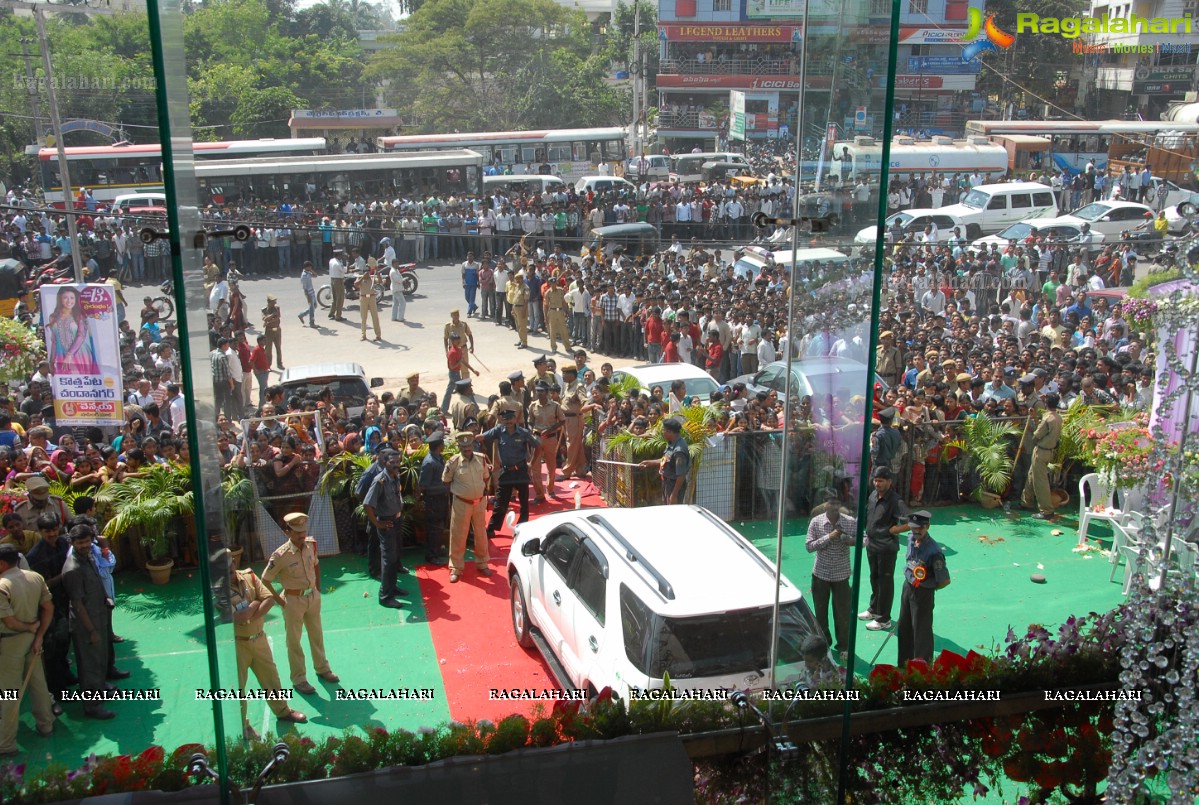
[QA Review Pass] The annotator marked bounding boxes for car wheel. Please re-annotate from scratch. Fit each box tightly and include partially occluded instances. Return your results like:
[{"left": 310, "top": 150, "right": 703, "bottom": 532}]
[{"left": 511, "top": 575, "right": 534, "bottom": 649}]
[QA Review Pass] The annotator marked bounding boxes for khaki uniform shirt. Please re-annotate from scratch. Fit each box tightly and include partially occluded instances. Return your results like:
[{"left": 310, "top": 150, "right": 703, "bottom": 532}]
[
  {"left": 441, "top": 452, "right": 489, "bottom": 500},
  {"left": 0, "top": 566, "right": 50, "bottom": 635},
  {"left": 398, "top": 384, "right": 429, "bottom": 407},
  {"left": 544, "top": 286, "right": 568, "bottom": 315},
  {"left": 509, "top": 283, "right": 529, "bottom": 308},
  {"left": 450, "top": 394, "right": 482, "bottom": 431},
  {"left": 359, "top": 273, "right": 377, "bottom": 298},
  {"left": 443, "top": 319, "right": 472, "bottom": 347},
  {"left": 230, "top": 569, "right": 271, "bottom": 637},
  {"left": 490, "top": 394, "right": 525, "bottom": 425},
  {"left": 876, "top": 345, "right": 902, "bottom": 379},
  {"left": 261, "top": 538, "right": 318, "bottom": 592},
  {"left": 1032, "top": 410, "right": 1062, "bottom": 451},
  {"left": 529, "top": 399, "right": 565, "bottom": 437}
]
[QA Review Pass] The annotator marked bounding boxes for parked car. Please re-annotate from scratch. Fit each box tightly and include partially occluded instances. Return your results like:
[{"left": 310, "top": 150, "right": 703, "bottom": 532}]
[
  {"left": 730, "top": 356, "right": 887, "bottom": 400},
  {"left": 507, "top": 505, "right": 823, "bottom": 698},
  {"left": 1161, "top": 192, "right": 1199, "bottom": 234},
  {"left": 610, "top": 363, "right": 720, "bottom": 404},
  {"left": 970, "top": 220, "right": 1108, "bottom": 252},
  {"left": 625, "top": 155, "right": 670, "bottom": 182},
  {"left": 854, "top": 209, "right": 971, "bottom": 250},
  {"left": 936, "top": 181, "right": 1058, "bottom": 234},
  {"left": 278, "top": 363, "right": 384, "bottom": 419},
  {"left": 1032, "top": 201, "right": 1154, "bottom": 238},
  {"left": 574, "top": 176, "right": 638, "bottom": 196},
  {"left": 584, "top": 223, "right": 660, "bottom": 259}
]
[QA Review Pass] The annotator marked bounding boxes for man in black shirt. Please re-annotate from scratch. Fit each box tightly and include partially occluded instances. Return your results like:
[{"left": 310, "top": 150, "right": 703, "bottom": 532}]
[{"left": 860, "top": 466, "right": 909, "bottom": 633}]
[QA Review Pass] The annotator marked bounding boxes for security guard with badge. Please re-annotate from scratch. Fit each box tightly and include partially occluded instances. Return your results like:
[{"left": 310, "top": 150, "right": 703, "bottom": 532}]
[
  {"left": 1021, "top": 392, "right": 1063, "bottom": 521},
  {"left": 543, "top": 278, "right": 572, "bottom": 354},
  {"left": 0, "top": 544, "right": 55, "bottom": 754},
  {"left": 509, "top": 271, "right": 530, "bottom": 348},
  {"left": 528, "top": 381, "right": 565, "bottom": 502},
  {"left": 559, "top": 366, "right": 596, "bottom": 479},
  {"left": 897, "top": 510, "right": 950, "bottom": 667},
  {"left": 260, "top": 513, "right": 338, "bottom": 695},
  {"left": 449, "top": 378, "right": 481, "bottom": 432},
  {"left": 227, "top": 551, "right": 306, "bottom": 740}
]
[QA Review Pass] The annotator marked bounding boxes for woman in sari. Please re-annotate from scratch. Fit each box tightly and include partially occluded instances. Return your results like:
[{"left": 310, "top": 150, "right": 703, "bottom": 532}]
[{"left": 45, "top": 286, "right": 100, "bottom": 376}]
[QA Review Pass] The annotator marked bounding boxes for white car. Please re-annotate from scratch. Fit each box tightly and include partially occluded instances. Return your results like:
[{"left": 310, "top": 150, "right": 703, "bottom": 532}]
[
  {"left": 1161, "top": 192, "right": 1198, "bottom": 234},
  {"left": 1044, "top": 201, "right": 1154, "bottom": 237},
  {"left": 970, "top": 220, "right": 1108, "bottom": 252},
  {"left": 854, "top": 209, "right": 971, "bottom": 250},
  {"left": 278, "top": 363, "right": 384, "bottom": 419},
  {"left": 507, "top": 505, "right": 822, "bottom": 699},
  {"left": 610, "top": 363, "right": 720, "bottom": 404}
]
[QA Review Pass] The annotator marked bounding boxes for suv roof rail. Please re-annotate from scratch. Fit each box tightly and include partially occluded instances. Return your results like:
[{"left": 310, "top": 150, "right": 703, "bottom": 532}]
[
  {"left": 693, "top": 508, "right": 778, "bottom": 579},
  {"left": 585, "top": 514, "right": 675, "bottom": 600}
]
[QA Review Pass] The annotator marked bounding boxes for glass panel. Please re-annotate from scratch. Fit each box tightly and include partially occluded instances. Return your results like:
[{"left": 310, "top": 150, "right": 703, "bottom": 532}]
[{"left": 145, "top": 0, "right": 243, "bottom": 782}]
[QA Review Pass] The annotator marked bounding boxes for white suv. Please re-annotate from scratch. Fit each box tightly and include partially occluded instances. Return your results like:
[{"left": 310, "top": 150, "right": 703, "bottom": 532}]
[{"left": 507, "top": 505, "right": 822, "bottom": 700}]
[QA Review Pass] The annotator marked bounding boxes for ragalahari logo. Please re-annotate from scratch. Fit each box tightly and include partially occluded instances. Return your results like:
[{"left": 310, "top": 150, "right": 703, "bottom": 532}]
[{"left": 961, "top": 7, "right": 1015, "bottom": 62}]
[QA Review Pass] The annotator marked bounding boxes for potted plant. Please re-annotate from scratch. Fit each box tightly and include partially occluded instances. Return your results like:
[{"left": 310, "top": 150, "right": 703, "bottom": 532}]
[
  {"left": 221, "top": 468, "right": 256, "bottom": 567},
  {"left": 947, "top": 411, "right": 1022, "bottom": 509},
  {"left": 97, "top": 465, "right": 194, "bottom": 584}
]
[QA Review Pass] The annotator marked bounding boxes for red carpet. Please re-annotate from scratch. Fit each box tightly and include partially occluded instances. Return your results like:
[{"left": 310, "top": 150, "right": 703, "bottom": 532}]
[{"left": 418, "top": 477, "right": 607, "bottom": 722}]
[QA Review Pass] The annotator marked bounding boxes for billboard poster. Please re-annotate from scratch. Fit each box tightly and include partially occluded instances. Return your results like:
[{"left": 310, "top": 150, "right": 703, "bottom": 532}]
[
  {"left": 39, "top": 284, "right": 124, "bottom": 427},
  {"left": 730, "top": 91, "right": 746, "bottom": 141}
]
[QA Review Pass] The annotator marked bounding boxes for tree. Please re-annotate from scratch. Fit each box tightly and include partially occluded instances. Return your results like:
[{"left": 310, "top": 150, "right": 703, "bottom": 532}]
[
  {"left": 368, "top": 0, "right": 624, "bottom": 131},
  {"left": 974, "top": 0, "right": 1090, "bottom": 113}
]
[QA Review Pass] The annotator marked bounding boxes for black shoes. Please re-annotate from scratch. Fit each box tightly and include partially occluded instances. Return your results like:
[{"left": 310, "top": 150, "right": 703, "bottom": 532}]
[
  {"left": 379, "top": 597, "right": 404, "bottom": 609},
  {"left": 107, "top": 669, "right": 131, "bottom": 680}
]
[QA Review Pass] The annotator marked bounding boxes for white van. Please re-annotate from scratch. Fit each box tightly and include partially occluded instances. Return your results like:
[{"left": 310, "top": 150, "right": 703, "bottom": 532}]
[
  {"left": 671, "top": 152, "right": 750, "bottom": 183},
  {"left": 625, "top": 155, "right": 670, "bottom": 182},
  {"left": 484, "top": 175, "right": 565, "bottom": 195},
  {"left": 733, "top": 245, "right": 850, "bottom": 281},
  {"left": 111, "top": 192, "right": 167, "bottom": 214},
  {"left": 937, "top": 181, "right": 1058, "bottom": 235},
  {"left": 574, "top": 176, "right": 638, "bottom": 195}
]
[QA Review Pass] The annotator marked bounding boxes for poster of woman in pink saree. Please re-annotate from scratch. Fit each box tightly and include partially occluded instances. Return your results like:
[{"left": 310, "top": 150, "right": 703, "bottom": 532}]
[{"left": 45, "top": 286, "right": 100, "bottom": 375}]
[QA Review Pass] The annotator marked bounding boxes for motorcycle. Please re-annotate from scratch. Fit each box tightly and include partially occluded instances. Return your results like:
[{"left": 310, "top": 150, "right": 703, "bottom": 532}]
[
  {"left": 151, "top": 279, "right": 175, "bottom": 321},
  {"left": 316, "top": 262, "right": 418, "bottom": 309}
]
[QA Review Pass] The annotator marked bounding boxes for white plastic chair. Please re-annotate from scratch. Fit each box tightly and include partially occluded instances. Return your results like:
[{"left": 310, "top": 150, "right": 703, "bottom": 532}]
[
  {"left": 1078, "top": 473, "right": 1124, "bottom": 546},
  {"left": 1168, "top": 537, "right": 1196, "bottom": 580},
  {"left": 1109, "top": 519, "right": 1137, "bottom": 582}
]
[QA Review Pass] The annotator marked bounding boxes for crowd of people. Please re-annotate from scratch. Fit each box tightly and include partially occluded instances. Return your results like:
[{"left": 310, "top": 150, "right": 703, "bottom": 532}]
[{"left": 0, "top": 157, "right": 1172, "bottom": 746}]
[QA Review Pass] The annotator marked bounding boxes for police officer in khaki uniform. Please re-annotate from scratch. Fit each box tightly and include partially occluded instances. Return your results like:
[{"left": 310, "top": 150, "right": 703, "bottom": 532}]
[
  {"left": 260, "top": 513, "right": 338, "bottom": 695},
  {"left": 559, "top": 366, "right": 592, "bottom": 479},
  {"left": 229, "top": 554, "right": 306, "bottom": 739},
  {"left": 398, "top": 372, "right": 429, "bottom": 411},
  {"left": 358, "top": 262, "right": 381, "bottom": 342},
  {"left": 543, "top": 279, "right": 572, "bottom": 354},
  {"left": 0, "top": 544, "right": 55, "bottom": 754},
  {"left": 875, "top": 331, "right": 902, "bottom": 389},
  {"left": 528, "top": 381, "right": 566, "bottom": 501},
  {"left": 531, "top": 354, "right": 555, "bottom": 387},
  {"left": 442, "top": 431, "right": 491, "bottom": 584},
  {"left": 449, "top": 378, "right": 481, "bottom": 432},
  {"left": 1021, "top": 392, "right": 1063, "bottom": 520},
  {"left": 509, "top": 271, "right": 530, "bottom": 348},
  {"left": 443, "top": 309, "right": 474, "bottom": 352}
]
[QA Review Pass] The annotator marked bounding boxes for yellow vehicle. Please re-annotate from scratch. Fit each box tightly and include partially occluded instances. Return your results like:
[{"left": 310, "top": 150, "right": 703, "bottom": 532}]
[
  {"left": 0, "top": 259, "right": 33, "bottom": 318},
  {"left": 582, "top": 223, "right": 660, "bottom": 260}
]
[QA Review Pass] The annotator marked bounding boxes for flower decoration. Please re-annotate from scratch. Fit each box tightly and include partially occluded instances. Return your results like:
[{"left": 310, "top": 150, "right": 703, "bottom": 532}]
[{"left": 0, "top": 317, "right": 44, "bottom": 384}]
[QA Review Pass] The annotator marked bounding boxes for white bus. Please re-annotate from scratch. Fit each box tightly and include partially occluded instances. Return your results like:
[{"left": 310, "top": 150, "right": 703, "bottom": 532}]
[
  {"left": 37, "top": 138, "right": 327, "bottom": 206},
  {"left": 376, "top": 127, "right": 625, "bottom": 184},
  {"left": 193, "top": 149, "right": 484, "bottom": 205},
  {"left": 829, "top": 136, "right": 1009, "bottom": 183}
]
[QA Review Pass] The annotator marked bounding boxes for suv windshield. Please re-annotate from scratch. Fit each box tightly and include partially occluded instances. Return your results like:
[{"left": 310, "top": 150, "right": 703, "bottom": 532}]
[
  {"left": 621, "top": 585, "right": 819, "bottom": 679},
  {"left": 961, "top": 189, "right": 990, "bottom": 209},
  {"left": 280, "top": 377, "right": 369, "bottom": 409}
]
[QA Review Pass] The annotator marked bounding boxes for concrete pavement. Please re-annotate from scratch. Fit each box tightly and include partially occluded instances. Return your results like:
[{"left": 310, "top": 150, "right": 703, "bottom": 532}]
[{"left": 190, "top": 259, "right": 638, "bottom": 403}]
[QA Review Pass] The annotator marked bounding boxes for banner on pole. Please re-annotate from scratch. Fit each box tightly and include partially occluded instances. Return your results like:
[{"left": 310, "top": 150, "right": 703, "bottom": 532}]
[
  {"left": 729, "top": 90, "right": 746, "bottom": 142},
  {"left": 39, "top": 284, "right": 124, "bottom": 427}
]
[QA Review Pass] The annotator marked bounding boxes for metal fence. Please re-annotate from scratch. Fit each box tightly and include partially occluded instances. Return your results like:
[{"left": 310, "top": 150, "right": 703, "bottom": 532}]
[{"left": 592, "top": 429, "right": 859, "bottom": 520}]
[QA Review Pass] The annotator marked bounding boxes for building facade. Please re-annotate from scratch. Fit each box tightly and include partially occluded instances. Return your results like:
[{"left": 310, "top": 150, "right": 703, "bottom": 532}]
[{"left": 655, "top": 0, "right": 984, "bottom": 151}]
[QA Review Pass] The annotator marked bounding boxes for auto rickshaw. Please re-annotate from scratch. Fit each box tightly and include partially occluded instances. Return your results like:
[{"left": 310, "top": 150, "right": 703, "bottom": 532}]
[{"left": 0, "top": 259, "right": 35, "bottom": 318}]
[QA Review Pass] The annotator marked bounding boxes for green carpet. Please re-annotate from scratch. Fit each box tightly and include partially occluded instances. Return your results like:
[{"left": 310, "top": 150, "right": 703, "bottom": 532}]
[
  {"left": 15, "top": 505, "right": 1127, "bottom": 802},
  {"left": 739, "top": 505, "right": 1124, "bottom": 675},
  {"left": 22, "top": 552, "right": 449, "bottom": 770}
]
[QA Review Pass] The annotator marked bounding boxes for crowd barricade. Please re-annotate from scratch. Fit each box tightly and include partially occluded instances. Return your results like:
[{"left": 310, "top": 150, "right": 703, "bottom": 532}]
[
  {"left": 591, "top": 427, "right": 862, "bottom": 520},
  {"left": 890, "top": 413, "right": 1033, "bottom": 508}
]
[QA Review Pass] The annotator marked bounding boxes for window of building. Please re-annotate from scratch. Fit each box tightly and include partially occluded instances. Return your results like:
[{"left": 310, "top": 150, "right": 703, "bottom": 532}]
[
  {"left": 870, "top": 0, "right": 888, "bottom": 14},
  {"left": 908, "top": 0, "right": 928, "bottom": 13},
  {"left": 713, "top": 0, "right": 732, "bottom": 10}
]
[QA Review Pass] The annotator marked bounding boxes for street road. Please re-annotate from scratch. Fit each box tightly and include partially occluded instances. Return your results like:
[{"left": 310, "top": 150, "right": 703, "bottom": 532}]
[{"left": 187, "top": 259, "right": 641, "bottom": 402}]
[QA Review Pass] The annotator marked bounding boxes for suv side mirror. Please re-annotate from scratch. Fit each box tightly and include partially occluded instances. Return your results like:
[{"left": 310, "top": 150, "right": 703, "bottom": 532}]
[
  {"left": 370, "top": 377, "right": 384, "bottom": 388},
  {"left": 521, "top": 538, "right": 542, "bottom": 557}
]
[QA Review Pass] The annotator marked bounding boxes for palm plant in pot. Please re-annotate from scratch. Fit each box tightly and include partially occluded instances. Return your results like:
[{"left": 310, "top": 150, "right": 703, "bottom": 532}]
[
  {"left": 947, "top": 412, "right": 1022, "bottom": 509},
  {"left": 97, "top": 465, "right": 194, "bottom": 584},
  {"left": 221, "top": 468, "right": 256, "bottom": 567}
]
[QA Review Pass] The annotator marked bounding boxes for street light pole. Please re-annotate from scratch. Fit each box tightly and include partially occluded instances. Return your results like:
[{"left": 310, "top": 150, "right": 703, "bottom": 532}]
[{"left": 35, "top": 6, "right": 84, "bottom": 283}]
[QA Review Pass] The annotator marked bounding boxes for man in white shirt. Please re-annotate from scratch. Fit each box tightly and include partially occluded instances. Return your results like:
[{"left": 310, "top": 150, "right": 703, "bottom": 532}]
[
  {"left": 209, "top": 276, "right": 230, "bottom": 320},
  {"left": 328, "top": 248, "right": 347, "bottom": 321},
  {"left": 493, "top": 260, "right": 510, "bottom": 325},
  {"left": 223, "top": 340, "right": 244, "bottom": 416},
  {"left": 920, "top": 287, "right": 947, "bottom": 316},
  {"left": 757, "top": 331, "right": 777, "bottom": 367},
  {"left": 738, "top": 318, "right": 762, "bottom": 375}
]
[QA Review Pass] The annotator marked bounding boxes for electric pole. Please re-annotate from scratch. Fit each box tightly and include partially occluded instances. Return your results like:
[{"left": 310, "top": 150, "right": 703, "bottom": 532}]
[
  {"left": 20, "top": 37, "right": 45, "bottom": 144},
  {"left": 631, "top": 4, "right": 641, "bottom": 160}
]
